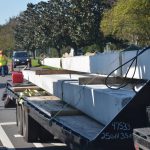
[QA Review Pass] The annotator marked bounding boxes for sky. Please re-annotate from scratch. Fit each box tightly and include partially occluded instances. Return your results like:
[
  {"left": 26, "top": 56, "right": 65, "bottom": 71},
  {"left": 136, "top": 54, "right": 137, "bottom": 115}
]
[{"left": 0, "top": 0, "right": 48, "bottom": 25}]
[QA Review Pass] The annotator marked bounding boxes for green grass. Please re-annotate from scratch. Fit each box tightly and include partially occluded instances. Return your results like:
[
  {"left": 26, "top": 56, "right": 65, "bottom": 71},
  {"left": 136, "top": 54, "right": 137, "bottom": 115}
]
[
  {"left": 31, "top": 58, "right": 40, "bottom": 67},
  {"left": 41, "top": 65, "right": 62, "bottom": 70}
]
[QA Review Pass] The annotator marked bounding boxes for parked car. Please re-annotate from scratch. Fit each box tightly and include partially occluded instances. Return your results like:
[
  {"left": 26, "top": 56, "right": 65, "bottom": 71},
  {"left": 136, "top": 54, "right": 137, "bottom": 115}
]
[{"left": 12, "top": 51, "right": 31, "bottom": 68}]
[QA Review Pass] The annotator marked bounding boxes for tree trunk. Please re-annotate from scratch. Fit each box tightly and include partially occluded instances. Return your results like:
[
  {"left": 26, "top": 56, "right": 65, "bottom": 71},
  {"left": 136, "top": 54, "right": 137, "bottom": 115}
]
[
  {"left": 72, "top": 43, "right": 78, "bottom": 56},
  {"left": 31, "top": 49, "right": 36, "bottom": 59},
  {"left": 56, "top": 48, "right": 61, "bottom": 58}
]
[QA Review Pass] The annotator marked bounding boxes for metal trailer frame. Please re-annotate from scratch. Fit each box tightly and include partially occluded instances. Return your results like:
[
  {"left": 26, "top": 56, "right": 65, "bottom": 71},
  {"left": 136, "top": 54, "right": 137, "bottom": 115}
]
[
  {"left": 2, "top": 80, "right": 35, "bottom": 108},
  {"left": 4, "top": 79, "right": 150, "bottom": 150},
  {"left": 133, "top": 127, "right": 150, "bottom": 150}
]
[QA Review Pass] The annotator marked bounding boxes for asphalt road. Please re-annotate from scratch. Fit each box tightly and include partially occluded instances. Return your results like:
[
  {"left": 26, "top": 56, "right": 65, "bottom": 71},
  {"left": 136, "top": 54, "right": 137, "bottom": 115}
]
[{"left": 0, "top": 69, "right": 70, "bottom": 150}]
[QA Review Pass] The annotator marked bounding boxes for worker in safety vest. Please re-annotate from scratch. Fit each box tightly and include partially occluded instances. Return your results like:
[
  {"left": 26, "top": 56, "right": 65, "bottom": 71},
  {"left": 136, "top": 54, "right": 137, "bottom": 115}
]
[{"left": 0, "top": 50, "right": 8, "bottom": 77}]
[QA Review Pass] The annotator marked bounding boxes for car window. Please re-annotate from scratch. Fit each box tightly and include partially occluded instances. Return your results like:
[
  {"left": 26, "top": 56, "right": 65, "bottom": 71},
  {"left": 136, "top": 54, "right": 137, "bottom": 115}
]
[{"left": 13, "top": 52, "right": 28, "bottom": 57}]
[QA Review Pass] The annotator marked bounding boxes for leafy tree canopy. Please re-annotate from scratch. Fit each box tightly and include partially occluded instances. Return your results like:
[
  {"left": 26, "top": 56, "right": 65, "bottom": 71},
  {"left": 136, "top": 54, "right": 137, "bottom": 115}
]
[
  {"left": 0, "top": 18, "right": 16, "bottom": 52},
  {"left": 101, "top": 0, "right": 150, "bottom": 46},
  {"left": 15, "top": 0, "right": 110, "bottom": 57}
]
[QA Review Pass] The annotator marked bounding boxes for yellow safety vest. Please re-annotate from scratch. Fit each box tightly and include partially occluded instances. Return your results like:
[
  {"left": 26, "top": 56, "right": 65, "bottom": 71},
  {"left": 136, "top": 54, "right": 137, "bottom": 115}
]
[{"left": 0, "top": 55, "right": 7, "bottom": 66}]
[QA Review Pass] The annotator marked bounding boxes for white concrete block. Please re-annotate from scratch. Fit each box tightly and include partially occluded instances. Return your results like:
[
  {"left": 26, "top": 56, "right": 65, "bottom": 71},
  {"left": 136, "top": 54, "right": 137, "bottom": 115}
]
[
  {"left": 55, "top": 81, "right": 135, "bottom": 125},
  {"left": 42, "top": 52, "right": 121, "bottom": 75},
  {"left": 22, "top": 70, "right": 135, "bottom": 125},
  {"left": 90, "top": 52, "right": 120, "bottom": 75},
  {"left": 42, "top": 58, "right": 61, "bottom": 68},
  {"left": 122, "top": 49, "right": 150, "bottom": 79},
  {"left": 22, "top": 70, "right": 86, "bottom": 95},
  {"left": 62, "top": 56, "right": 91, "bottom": 73},
  {"left": 41, "top": 48, "right": 150, "bottom": 80}
]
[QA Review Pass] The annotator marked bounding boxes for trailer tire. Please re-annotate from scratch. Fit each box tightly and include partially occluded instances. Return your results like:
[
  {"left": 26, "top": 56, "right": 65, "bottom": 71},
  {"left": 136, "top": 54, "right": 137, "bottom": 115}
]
[
  {"left": 4, "top": 96, "right": 15, "bottom": 108},
  {"left": 1, "top": 89, "right": 7, "bottom": 101},
  {"left": 16, "top": 103, "right": 19, "bottom": 126},
  {"left": 23, "top": 107, "right": 39, "bottom": 142},
  {"left": 16, "top": 104, "right": 23, "bottom": 135}
]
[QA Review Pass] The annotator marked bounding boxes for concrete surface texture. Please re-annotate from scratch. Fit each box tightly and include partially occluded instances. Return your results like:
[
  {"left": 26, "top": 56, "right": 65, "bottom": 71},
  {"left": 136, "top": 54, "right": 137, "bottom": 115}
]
[
  {"left": 55, "top": 80, "right": 135, "bottom": 125},
  {"left": 62, "top": 56, "right": 91, "bottom": 73},
  {"left": 42, "top": 52, "right": 120, "bottom": 76},
  {"left": 122, "top": 49, "right": 150, "bottom": 79}
]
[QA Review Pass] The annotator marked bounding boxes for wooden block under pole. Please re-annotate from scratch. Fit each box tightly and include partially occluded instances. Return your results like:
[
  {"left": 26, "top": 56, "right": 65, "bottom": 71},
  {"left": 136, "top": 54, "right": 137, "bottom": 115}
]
[
  {"left": 25, "top": 95, "right": 60, "bottom": 101},
  {"left": 7, "top": 80, "right": 34, "bottom": 87},
  {"left": 11, "top": 86, "right": 41, "bottom": 92},
  {"left": 25, "top": 96, "right": 82, "bottom": 116},
  {"left": 79, "top": 76, "right": 147, "bottom": 85},
  {"left": 35, "top": 69, "right": 88, "bottom": 75},
  {"left": 79, "top": 76, "right": 106, "bottom": 85}
]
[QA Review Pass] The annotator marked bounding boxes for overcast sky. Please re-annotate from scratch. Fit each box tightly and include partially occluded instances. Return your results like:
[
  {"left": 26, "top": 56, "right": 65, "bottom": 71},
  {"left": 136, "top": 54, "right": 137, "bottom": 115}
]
[{"left": 0, "top": 0, "right": 48, "bottom": 25}]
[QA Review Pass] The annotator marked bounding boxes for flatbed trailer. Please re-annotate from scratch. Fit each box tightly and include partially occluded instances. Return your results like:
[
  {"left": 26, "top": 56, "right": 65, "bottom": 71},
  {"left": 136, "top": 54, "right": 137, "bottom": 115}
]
[{"left": 4, "top": 76, "right": 150, "bottom": 150}]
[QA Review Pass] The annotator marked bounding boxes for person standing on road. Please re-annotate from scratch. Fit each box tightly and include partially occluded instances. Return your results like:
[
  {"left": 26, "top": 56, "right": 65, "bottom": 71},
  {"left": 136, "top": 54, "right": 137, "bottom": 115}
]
[{"left": 0, "top": 50, "right": 8, "bottom": 77}]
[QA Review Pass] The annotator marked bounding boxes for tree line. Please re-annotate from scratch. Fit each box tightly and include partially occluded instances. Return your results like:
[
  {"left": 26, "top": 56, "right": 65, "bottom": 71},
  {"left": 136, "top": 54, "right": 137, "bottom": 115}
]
[{"left": 0, "top": 0, "right": 149, "bottom": 57}]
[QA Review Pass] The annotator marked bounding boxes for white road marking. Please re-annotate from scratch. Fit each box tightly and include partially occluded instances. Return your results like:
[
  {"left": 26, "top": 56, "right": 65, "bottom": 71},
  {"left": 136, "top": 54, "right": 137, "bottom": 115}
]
[
  {"left": 33, "top": 143, "right": 44, "bottom": 148},
  {"left": 51, "top": 143, "right": 66, "bottom": 146},
  {"left": 14, "top": 134, "right": 23, "bottom": 138},
  {"left": 0, "top": 125, "right": 15, "bottom": 149},
  {"left": 0, "top": 122, "right": 64, "bottom": 149},
  {"left": 0, "top": 122, "right": 16, "bottom": 126}
]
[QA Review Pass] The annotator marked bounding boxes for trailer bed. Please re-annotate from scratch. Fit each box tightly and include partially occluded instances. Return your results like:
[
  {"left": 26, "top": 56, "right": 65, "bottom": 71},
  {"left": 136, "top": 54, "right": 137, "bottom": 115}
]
[
  {"left": 56, "top": 116, "right": 104, "bottom": 140},
  {"left": 5, "top": 77, "right": 150, "bottom": 150},
  {"left": 24, "top": 95, "right": 104, "bottom": 141}
]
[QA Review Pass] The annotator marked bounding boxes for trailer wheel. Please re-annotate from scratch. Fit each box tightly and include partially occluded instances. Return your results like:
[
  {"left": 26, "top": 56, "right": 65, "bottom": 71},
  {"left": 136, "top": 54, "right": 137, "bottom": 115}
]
[
  {"left": 16, "top": 101, "right": 21, "bottom": 127},
  {"left": 4, "top": 96, "right": 15, "bottom": 108},
  {"left": 17, "top": 104, "right": 23, "bottom": 135},
  {"left": 1, "top": 89, "right": 7, "bottom": 101},
  {"left": 16, "top": 103, "right": 19, "bottom": 126},
  {"left": 23, "top": 107, "right": 39, "bottom": 142}
]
